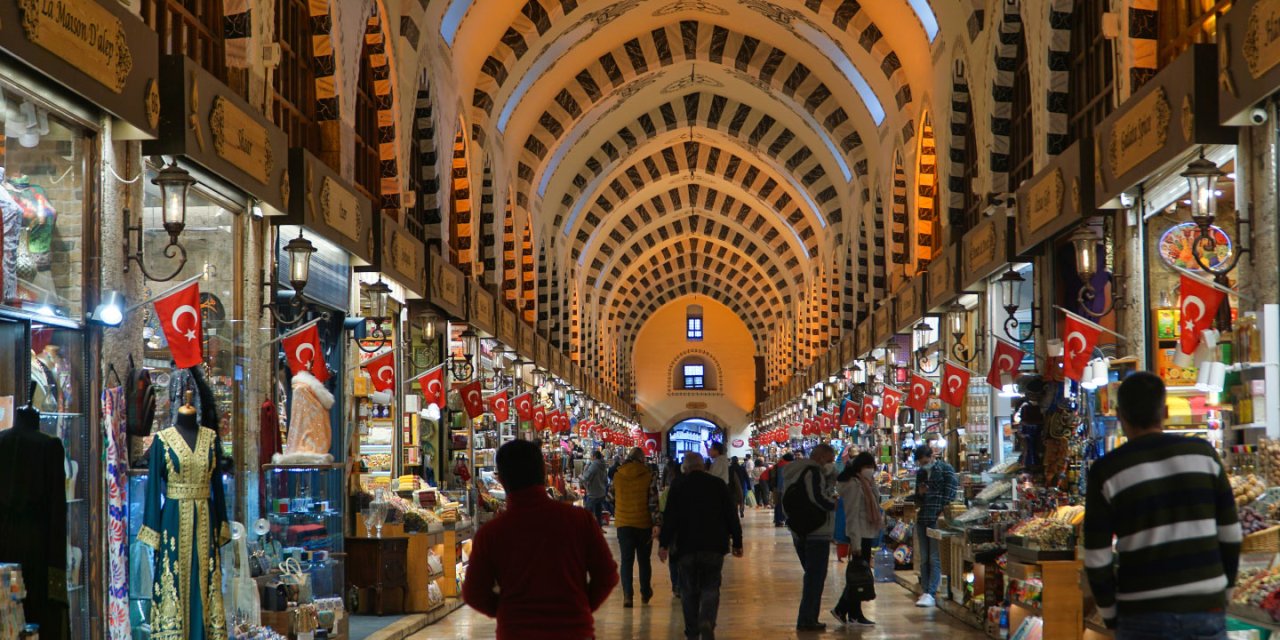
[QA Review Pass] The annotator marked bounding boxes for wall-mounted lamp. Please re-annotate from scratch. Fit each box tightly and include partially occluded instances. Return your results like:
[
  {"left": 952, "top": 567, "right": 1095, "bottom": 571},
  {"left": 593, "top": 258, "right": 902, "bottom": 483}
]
[
  {"left": 912, "top": 321, "right": 940, "bottom": 373},
  {"left": 997, "top": 268, "right": 1039, "bottom": 342},
  {"left": 1182, "top": 150, "right": 1248, "bottom": 300},
  {"left": 1070, "top": 225, "right": 1124, "bottom": 319},
  {"left": 449, "top": 328, "right": 478, "bottom": 381},
  {"left": 946, "top": 302, "right": 982, "bottom": 364},
  {"left": 264, "top": 230, "right": 323, "bottom": 326},
  {"left": 88, "top": 290, "right": 125, "bottom": 327},
  {"left": 124, "top": 162, "right": 196, "bottom": 282},
  {"left": 354, "top": 279, "right": 393, "bottom": 354}
]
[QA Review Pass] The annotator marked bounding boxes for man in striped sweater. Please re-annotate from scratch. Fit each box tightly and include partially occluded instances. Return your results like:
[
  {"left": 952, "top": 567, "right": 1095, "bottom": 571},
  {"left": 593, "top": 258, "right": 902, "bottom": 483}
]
[{"left": 1084, "top": 372, "right": 1241, "bottom": 640}]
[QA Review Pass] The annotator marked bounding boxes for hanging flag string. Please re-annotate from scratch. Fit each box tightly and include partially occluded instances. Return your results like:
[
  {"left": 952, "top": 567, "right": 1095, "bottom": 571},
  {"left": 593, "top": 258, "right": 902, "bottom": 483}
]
[
  {"left": 943, "top": 359, "right": 984, "bottom": 377},
  {"left": 124, "top": 272, "right": 204, "bottom": 313},
  {"left": 1172, "top": 266, "right": 1252, "bottom": 302},
  {"left": 1053, "top": 305, "right": 1129, "bottom": 342}
]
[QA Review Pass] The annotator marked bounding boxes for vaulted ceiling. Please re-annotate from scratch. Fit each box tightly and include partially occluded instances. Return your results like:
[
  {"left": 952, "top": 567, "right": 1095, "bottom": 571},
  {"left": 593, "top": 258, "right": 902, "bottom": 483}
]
[{"left": 439, "top": 0, "right": 949, "bottom": 381}]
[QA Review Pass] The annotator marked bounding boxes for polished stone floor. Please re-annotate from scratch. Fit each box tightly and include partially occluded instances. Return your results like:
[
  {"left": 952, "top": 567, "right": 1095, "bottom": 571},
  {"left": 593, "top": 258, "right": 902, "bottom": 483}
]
[{"left": 421, "top": 509, "right": 988, "bottom": 639}]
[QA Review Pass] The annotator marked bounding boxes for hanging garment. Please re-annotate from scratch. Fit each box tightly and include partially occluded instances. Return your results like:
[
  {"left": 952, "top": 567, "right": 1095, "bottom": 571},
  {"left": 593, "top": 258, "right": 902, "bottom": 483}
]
[
  {"left": 103, "top": 385, "right": 131, "bottom": 640},
  {"left": 0, "top": 185, "right": 20, "bottom": 301},
  {"left": 276, "top": 371, "right": 334, "bottom": 464},
  {"left": 6, "top": 176, "right": 56, "bottom": 270},
  {"left": 0, "top": 414, "right": 70, "bottom": 640},
  {"left": 140, "top": 427, "right": 230, "bottom": 640},
  {"left": 258, "top": 400, "right": 281, "bottom": 467}
]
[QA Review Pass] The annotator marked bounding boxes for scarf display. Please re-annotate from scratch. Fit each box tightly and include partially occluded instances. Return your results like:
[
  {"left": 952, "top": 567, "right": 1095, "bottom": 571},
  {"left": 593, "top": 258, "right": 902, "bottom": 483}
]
[{"left": 102, "top": 385, "right": 131, "bottom": 640}]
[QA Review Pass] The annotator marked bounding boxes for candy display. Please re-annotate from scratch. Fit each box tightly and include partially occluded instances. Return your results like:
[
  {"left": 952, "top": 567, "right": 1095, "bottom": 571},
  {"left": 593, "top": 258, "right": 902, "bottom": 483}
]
[{"left": 1232, "top": 474, "right": 1266, "bottom": 507}]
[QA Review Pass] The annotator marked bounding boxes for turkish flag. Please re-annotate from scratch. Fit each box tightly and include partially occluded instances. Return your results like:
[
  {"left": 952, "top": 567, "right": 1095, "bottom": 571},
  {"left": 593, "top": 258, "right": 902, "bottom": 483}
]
[
  {"left": 533, "top": 404, "right": 547, "bottom": 429},
  {"left": 549, "top": 411, "right": 565, "bottom": 433},
  {"left": 841, "top": 401, "right": 858, "bottom": 427},
  {"left": 801, "top": 418, "right": 813, "bottom": 435},
  {"left": 458, "top": 380, "right": 485, "bottom": 419},
  {"left": 488, "top": 390, "right": 510, "bottom": 422},
  {"left": 940, "top": 362, "right": 971, "bottom": 407},
  {"left": 362, "top": 351, "right": 396, "bottom": 393},
  {"left": 416, "top": 364, "right": 446, "bottom": 407},
  {"left": 512, "top": 392, "right": 534, "bottom": 421},
  {"left": 281, "top": 322, "right": 328, "bottom": 382},
  {"left": 906, "top": 373, "right": 933, "bottom": 412},
  {"left": 820, "top": 412, "right": 835, "bottom": 432},
  {"left": 153, "top": 281, "right": 203, "bottom": 368},
  {"left": 987, "top": 339, "right": 1025, "bottom": 388},
  {"left": 1179, "top": 273, "right": 1226, "bottom": 358},
  {"left": 861, "top": 395, "right": 877, "bottom": 425},
  {"left": 881, "top": 386, "right": 903, "bottom": 419},
  {"left": 1062, "top": 314, "right": 1102, "bottom": 381}
]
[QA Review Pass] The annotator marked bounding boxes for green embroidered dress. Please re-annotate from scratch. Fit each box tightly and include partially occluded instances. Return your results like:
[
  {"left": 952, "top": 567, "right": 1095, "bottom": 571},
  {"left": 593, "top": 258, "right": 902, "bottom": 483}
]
[{"left": 139, "top": 427, "right": 230, "bottom": 640}]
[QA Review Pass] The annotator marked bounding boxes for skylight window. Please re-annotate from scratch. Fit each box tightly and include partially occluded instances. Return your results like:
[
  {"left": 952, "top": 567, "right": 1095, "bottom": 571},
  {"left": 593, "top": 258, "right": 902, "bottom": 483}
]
[
  {"left": 440, "top": 0, "right": 473, "bottom": 47},
  {"left": 908, "top": 0, "right": 940, "bottom": 43},
  {"left": 793, "top": 21, "right": 886, "bottom": 125}
]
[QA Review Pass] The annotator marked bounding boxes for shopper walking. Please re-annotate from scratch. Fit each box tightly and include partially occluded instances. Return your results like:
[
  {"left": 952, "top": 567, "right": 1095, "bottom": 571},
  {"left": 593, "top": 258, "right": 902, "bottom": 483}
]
[
  {"left": 661, "top": 459, "right": 687, "bottom": 599},
  {"left": 463, "top": 440, "right": 618, "bottom": 640},
  {"left": 728, "top": 456, "right": 749, "bottom": 518},
  {"left": 772, "top": 452, "right": 794, "bottom": 527},
  {"left": 751, "top": 458, "right": 768, "bottom": 508},
  {"left": 913, "top": 443, "right": 958, "bottom": 608},
  {"left": 1084, "top": 372, "right": 1240, "bottom": 640},
  {"left": 658, "top": 452, "right": 743, "bottom": 640},
  {"left": 707, "top": 441, "right": 729, "bottom": 483},
  {"left": 832, "top": 452, "right": 883, "bottom": 627},
  {"left": 782, "top": 444, "right": 837, "bottom": 632},
  {"left": 581, "top": 450, "right": 609, "bottom": 527},
  {"left": 612, "top": 447, "right": 660, "bottom": 608}
]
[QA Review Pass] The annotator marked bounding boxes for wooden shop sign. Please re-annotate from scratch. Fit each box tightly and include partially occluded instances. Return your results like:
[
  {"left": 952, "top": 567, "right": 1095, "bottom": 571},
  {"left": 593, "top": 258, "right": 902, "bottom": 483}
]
[
  {"left": 856, "top": 321, "right": 872, "bottom": 358},
  {"left": 840, "top": 334, "right": 854, "bottom": 366},
  {"left": 281, "top": 149, "right": 374, "bottom": 264},
  {"left": 1221, "top": 0, "right": 1280, "bottom": 123},
  {"left": 382, "top": 216, "right": 426, "bottom": 298},
  {"left": 536, "top": 336, "right": 551, "bottom": 369},
  {"left": 926, "top": 244, "right": 959, "bottom": 311},
  {"left": 426, "top": 247, "right": 466, "bottom": 320},
  {"left": 871, "top": 303, "right": 894, "bottom": 346},
  {"left": 467, "top": 282, "right": 496, "bottom": 336},
  {"left": 0, "top": 0, "right": 158, "bottom": 136},
  {"left": 497, "top": 303, "right": 518, "bottom": 348},
  {"left": 894, "top": 279, "right": 924, "bottom": 334},
  {"left": 960, "top": 215, "right": 1012, "bottom": 289},
  {"left": 1016, "top": 141, "right": 1094, "bottom": 256},
  {"left": 1096, "top": 44, "right": 1234, "bottom": 208},
  {"left": 144, "top": 56, "right": 289, "bottom": 213},
  {"left": 518, "top": 320, "right": 534, "bottom": 360}
]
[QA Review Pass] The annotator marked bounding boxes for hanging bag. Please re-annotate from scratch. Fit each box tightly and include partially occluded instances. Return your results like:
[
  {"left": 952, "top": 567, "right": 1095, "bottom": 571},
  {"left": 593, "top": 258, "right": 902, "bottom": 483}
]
[
  {"left": 844, "top": 555, "right": 877, "bottom": 601},
  {"left": 225, "top": 522, "right": 261, "bottom": 626},
  {"left": 783, "top": 467, "right": 826, "bottom": 536},
  {"left": 279, "top": 557, "right": 313, "bottom": 603}
]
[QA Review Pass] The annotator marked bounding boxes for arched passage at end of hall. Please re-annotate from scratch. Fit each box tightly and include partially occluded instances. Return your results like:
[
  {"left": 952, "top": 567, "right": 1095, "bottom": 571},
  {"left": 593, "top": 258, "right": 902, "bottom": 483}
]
[{"left": 664, "top": 413, "right": 725, "bottom": 462}]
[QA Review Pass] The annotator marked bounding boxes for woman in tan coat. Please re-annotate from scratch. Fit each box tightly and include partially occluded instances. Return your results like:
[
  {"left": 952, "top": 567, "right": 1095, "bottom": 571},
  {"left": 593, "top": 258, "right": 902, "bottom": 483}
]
[{"left": 831, "top": 452, "right": 882, "bottom": 627}]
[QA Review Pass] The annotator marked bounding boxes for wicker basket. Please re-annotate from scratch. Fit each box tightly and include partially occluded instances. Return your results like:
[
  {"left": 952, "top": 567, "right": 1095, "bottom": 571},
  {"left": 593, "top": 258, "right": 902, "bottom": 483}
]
[{"left": 1242, "top": 525, "right": 1280, "bottom": 554}]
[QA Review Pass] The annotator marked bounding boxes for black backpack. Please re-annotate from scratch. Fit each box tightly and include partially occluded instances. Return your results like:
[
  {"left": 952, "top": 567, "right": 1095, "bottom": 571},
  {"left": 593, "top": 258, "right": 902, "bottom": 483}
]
[{"left": 783, "top": 466, "right": 826, "bottom": 536}]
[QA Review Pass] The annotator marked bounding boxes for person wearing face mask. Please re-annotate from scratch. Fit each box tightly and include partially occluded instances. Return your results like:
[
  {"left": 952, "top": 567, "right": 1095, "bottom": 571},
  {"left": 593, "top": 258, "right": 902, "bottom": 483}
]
[
  {"left": 831, "top": 452, "right": 883, "bottom": 626},
  {"left": 782, "top": 444, "right": 838, "bottom": 631},
  {"left": 913, "top": 443, "right": 958, "bottom": 608}
]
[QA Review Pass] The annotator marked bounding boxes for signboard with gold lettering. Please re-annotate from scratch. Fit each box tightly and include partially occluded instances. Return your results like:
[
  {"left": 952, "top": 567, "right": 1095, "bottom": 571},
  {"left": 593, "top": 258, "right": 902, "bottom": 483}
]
[
  {"left": 426, "top": 247, "right": 466, "bottom": 320},
  {"left": 467, "top": 282, "right": 496, "bottom": 336},
  {"left": 0, "top": 0, "right": 158, "bottom": 136},
  {"left": 871, "top": 303, "right": 895, "bottom": 346},
  {"left": 518, "top": 321, "right": 535, "bottom": 360},
  {"left": 960, "top": 216, "right": 1011, "bottom": 289},
  {"left": 365, "top": 214, "right": 426, "bottom": 298},
  {"left": 1222, "top": 1, "right": 1280, "bottom": 124},
  {"left": 926, "top": 244, "right": 959, "bottom": 311},
  {"left": 1096, "top": 44, "right": 1233, "bottom": 207},
  {"left": 1016, "top": 142, "right": 1093, "bottom": 256},
  {"left": 894, "top": 278, "right": 924, "bottom": 334},
  {"left": 281, "top": 149, "right": 374, "bottom": 264},
  {"left": 856, "top": 321, "right": 872, "bottom": 358},
  {"left": 497, "top": 303, "right": 518, "bottom": 347},
  {"left": 840, "top": 334, "right": 854, "bottom": 366},
  {"left": 145, "top": 56, "right": 288, "bottom": 213},
  {"left": 536, "top": 336, "right": 551, "bottom": 370}
]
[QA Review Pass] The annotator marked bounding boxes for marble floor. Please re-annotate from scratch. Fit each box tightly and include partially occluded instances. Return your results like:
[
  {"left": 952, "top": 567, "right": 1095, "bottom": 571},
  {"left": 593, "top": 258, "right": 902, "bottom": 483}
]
[{"left": 420, "top": 509, "right": 989, "bottom": 639}]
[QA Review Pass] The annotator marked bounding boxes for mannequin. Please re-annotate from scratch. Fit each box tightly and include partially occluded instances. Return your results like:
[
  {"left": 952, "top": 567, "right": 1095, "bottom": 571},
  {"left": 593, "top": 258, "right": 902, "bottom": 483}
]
[
  {"left": 140, "top": 389, "right": 229, "bottom": 640},
  {"left": 0, "top": 383, "right": 69, "bottom": 640}
]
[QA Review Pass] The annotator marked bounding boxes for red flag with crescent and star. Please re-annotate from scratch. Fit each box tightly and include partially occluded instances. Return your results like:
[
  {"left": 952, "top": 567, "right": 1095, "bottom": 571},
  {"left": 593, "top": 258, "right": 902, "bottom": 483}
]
[
  {"left": 841, "top": 400, "right": 858, "bottom": 427},
  {"left": 362, "top": 351, "right": 396, "bottom": 393},
  {"left": 153, "top": 280, "right": 204, "bottom": 368},
  {"left": 1179, "top": 273, "right": 1226, "bottom": 358},
  {"left": 939, "top": 362, "right": 971, "bottom": 408},
  {"left": 860, "top": 395, "right": 877, "bottom": 426},
  {"left": 281, "top": 321, "right": 328, "bottom": 382},
  {"left": 487, "top": 389, "right": 510, "bottom": 422},
  {"left": 643, "top": 431, "right": 662, "bottom": 455},
  {"left": 906, "top": 373, "right": 933, "bottom": 412},
  {"left": 416, "top": 364, "right": 446, "bottom": 407},
  {"left": 512, "top": 392, "right": 534, "bottom": 421},
  {"left": 987, "top": 339, "right": 1024, "bottom": 388},
  {"left": 881, "top": 386, "right": 903, "bottom": 419},
  {"left": 1062, "top": 314, "right": 1102, "bottom": 382},
  {"left": 802, "top": 418, "right": 815, "bottom": 435},
  {"left": 532, "top": 404, "right": 547, "bottom": 429},
  {"left": 458, "top": 380, "right": 485, "bottom": 419},
  {"left": 820, "top": 412, "right": 835, "bottom": 432}
]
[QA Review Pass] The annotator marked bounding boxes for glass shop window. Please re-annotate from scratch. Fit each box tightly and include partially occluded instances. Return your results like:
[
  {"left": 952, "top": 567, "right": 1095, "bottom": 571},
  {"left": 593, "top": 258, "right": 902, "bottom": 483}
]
[
  {"left": 139, "top": 164, "right": 243, "bottom": 458},
  {"left": 1158, "top": 0, "right": 1233, "bottom": 68},
  {"left": 0, "top": 85, "right": 88, "bottom": 319}
]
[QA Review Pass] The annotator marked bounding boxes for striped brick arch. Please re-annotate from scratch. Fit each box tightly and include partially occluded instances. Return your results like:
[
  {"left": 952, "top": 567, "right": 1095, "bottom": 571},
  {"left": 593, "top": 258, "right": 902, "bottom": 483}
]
[
  {"left": 889, "top": 151, "right": 908, "bottom": 279},
  {"left": 583, "top": 188, "right": 803, "bottom": 291},
  {"left": 600, "top": 236, "right": 794, "bottom": 313},
  {"left": 946, "top": 61, "right": 971, "bottom": 232},
  {"left": 1126, "top": 0, "right": 1158, "bottom": 90},
  {"left": 609, "top": 274, "right": 773, "bottom": 345},
  {"left": 914, "top": 111, "right": 938, "bottom": 273},
  {"left": 1045, "top": 0, "right": 1075, "bottom": 155},
  {"left": 988, "top": 3, "right": 1024, "bottom": 196},
  {"left": 413, "top": 70, "right": 441, "bottom": 244},
  {"left": 527, "top": 91, "right": 849, "bottom": 227},
  {"left": 362, "top": 7, "right": 401, "bottom": 214}
]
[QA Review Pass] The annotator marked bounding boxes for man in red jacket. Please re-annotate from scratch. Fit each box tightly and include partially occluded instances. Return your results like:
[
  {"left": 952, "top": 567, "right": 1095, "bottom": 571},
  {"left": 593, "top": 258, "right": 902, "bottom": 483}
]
[{"left": 463, "top": 439, "right": 619, "bottom": 639}]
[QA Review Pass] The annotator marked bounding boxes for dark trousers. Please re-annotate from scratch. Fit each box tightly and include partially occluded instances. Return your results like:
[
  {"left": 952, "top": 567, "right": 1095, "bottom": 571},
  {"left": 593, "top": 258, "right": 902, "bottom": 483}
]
[
  {"left": 792, "top": 535, "right": 830, "bottom": 626},
  {"left": 617, "top": 526, "right": 653, "bottom": 599},
  {"left": 669, "top": 552, "right": 681, "bottom": 594},
  {"left": 584, "top": 495, "right": 605, "bottom": 526},
  {"left": 754, "top": 482, "right": 768, "bottom": 507},
  {"left": 834, "top": 538, "right": 875, "bottom": 619},
  {"left": 1115, "top": 611, "right": 1227, "bottom": 640},
  {"left": 677, "top": 552, "right": 725, "bottom": 639}
]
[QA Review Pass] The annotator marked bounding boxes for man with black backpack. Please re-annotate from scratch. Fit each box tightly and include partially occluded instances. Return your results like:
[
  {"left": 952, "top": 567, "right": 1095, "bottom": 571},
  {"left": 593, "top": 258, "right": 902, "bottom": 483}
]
[{"left": 782, "top": 444, "right": 837, "bottom": 632}]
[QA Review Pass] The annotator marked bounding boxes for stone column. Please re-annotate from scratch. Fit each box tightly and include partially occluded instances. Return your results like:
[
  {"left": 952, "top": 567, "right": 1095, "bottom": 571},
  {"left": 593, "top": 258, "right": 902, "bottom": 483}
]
[{"left": 1239, "top": 106, "right": 1280, "bottom": 306}]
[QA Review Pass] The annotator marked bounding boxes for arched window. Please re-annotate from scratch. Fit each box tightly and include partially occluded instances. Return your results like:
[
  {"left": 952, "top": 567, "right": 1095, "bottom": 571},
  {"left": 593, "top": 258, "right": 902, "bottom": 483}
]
[
  {"left": 353, "top": 37, "right": 381, "bottom": 202},
  {"left": 1068, "top": 0, "right": 1115, "bottom": 146},
  {"left": 686, "top": 304, "right": 704, "bottom": 341},
  {"left": 142, "top": 0, "right": 226, "bottom": 80},
  {"left": 1008, "top": 31, "right": 1035, "bottom": 191},
  {"left": 272, "top": 0, "right": 320, "bottom": 153},
  {"left": 673, "top": 354, "right": 717, "bottom": 390},
  {"left": 1158, "top": 0, "right": 1232, "bottom": 67}
]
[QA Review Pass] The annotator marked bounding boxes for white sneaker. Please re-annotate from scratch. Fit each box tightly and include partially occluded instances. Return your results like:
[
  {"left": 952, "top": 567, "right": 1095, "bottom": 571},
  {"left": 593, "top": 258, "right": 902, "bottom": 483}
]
[{"left": 915, "top": 594, "right": 936, "bottom": 608}]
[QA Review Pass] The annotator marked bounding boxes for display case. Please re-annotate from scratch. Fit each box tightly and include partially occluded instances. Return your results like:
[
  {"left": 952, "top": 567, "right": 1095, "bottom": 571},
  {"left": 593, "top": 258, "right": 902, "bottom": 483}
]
[{"left": 262, "top": 464, "right": 346, "bottom": 600}]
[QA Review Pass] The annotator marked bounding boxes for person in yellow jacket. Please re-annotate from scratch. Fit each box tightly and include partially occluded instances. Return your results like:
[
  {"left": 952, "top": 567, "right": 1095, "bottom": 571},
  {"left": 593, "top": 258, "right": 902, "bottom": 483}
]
[{"left": 610, "top": 447, "right": 661, "bottom": 607}]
